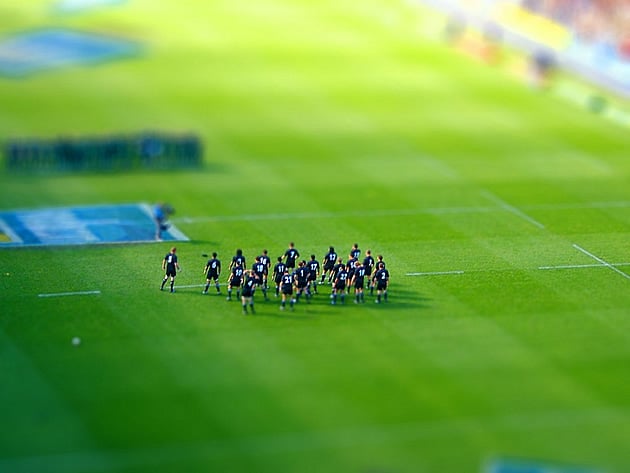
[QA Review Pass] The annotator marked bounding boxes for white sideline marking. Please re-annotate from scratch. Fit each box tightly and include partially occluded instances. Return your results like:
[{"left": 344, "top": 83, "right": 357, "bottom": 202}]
[
  {"left": 481, "top": 191, "right": 546, "bottom": 229},
  {"left": 572, "top": 244, "right": 630, "bottom": 280},
  {"left": 38, "top": 290, "right": 101, "bottom": 298},
  {"left": 406, "top": 270, "right": 465, "bottom": 276},
  {"left": 407, "top": 262, "right": 630, "bottom": 277},
  {"left": 174, "top": 200, "right": 630, "bottom": 225},
  {"left": 173, "top": 208, "right": 494, "bottom": 224},
  {"left": 539, "top": 262, "right": 630, "bottom": 270}
]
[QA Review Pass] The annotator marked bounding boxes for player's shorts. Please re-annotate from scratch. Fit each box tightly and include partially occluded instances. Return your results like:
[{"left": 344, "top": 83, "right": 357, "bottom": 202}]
[
  {"left": 307, "top": 272, "right": 317, "bottom": 281},
  {"left": 206, "top": 271, "right": 219, "bottom": 280},
  {"left": 281, "top": 284, "right": 293, "bottom": 295},
  {"left": 334, "top": 282, "right": 346, "bottom": 291},
  {"left": 323, "top": 262, "right": 335, "bottom": 271},
  {"left": 354, "top": 279, "right": 365, "bottom": 289},
  {"left": 165, "top": 267, "right": 177, "bottom": 277},
  {"left": 376, "top": 281, "right": 387, "bottom": 291},
  {"left": 241, "top": 288, "right": 254, "bottom": 297},
  {"left": 229, "top": 277, "right": 242, "bottom": 287},
  {"left": 295, "top": 280, "right": 308, "bottom": 289}
]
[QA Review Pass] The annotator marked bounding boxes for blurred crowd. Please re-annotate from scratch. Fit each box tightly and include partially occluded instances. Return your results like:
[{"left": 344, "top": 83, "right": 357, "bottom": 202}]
[{"left": 522, "top": 0, "right": 630, "bottom": 59}]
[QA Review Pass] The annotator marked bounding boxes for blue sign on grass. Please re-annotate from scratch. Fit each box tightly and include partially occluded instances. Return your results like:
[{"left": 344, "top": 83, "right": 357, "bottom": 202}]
[
  {"left": 0, "top": 29, "right": 141, "bottom": 77},
  {"left": 486, "top": 458, "right": 603, "bottom": 473},
  {"left": 0, "top": 204, "right": 188, "bottom": 247}
]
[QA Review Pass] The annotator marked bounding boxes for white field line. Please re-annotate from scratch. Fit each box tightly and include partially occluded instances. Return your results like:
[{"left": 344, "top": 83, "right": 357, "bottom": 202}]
[
  {"left": 572, "top": 244, "right": 630, "bottom": 280},
  {"left": 408, "top": 262, "right": 630, "bottom": 276},
  {"left": 539, "top": 262, "right": 630, "bottom": 270},
  {"left": 173, "top": 207, "right": 496, "bottom": 224},
  {"left": 173, "top": 200, "right": 630, "bottom": 226},
  {"left": 406, "top": 270, "right": 465, "bottom": 276},
  {"left": 38, "top": 290, "right": 101, "bottom": 298},
  {"left": 174, "top": 284, "right": 207, "bottom": 289},
  {"left": 481, "top": 191, "right": 546, "bottom": 229}
]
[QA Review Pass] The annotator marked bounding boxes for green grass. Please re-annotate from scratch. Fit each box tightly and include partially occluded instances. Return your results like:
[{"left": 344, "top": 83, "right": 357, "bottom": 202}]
[{"left": 1, "top": 1, "right": 630, "bottom": 472}]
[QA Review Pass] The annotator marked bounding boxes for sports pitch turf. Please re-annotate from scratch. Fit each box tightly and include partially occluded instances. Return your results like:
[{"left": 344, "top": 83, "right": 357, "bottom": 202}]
[{"left": 1, "top": 1, "right": 630, "bottom": 472}]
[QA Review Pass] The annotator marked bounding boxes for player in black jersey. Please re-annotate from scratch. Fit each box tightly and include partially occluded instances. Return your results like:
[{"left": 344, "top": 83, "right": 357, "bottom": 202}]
[
  {"left": 349, "top": 243, "right": 361, "bottom": 260},
  {"left": 252, "top": 256, "right": 269, "bottom": 300},
  {"left": 279, "top": 269, "right": 295, "bottom": 311},
  {"left": 350, "top": 261, "right": 367, "bottom": 304},
  {"left": 226, "top": 262, "right": 244, "bottom": 301},
  {"left": 345, "top": 254, "right": 359, "bottom": 294},
  {"left": 321, "top": 246, "right": 338, "bottom": 284},
  {"left": 307, "top": 254, "right": 320, "bottom": 294},
  {"left": 371, "top": 254, "right": 386, "bottom": 295},
  {"left": 229, "top": 249, "right": 246, "bottom": 271},
  {"left": 331, "top": 265, "right": 348, "bottom": 305},
  {"left": 293, "top": 260, "right": 310, "bottom": 303},
  {"left": 363, "top": 250, "right": 375, "bottom": 279},
  {"left": 331, "top": 258, "right": 345, "bottom": 283},
  {"left": 283, "top": 242, "right": 300, "bottom": 270},
  {"left": 258, "top": 249, "right": 271, "bottom": 292},
  {"left": 272, "top": 257, "right": 287, "bottom": 297},
  {"left": 203, "top": 252, "right": 222, "bottom": 294},
  {"left": 161, "top": 247, "right": 180, "bottom": 293},
  {"left": 372, "top": 262, "right": 390, "bottom": 303},
  {"left": 240, "top": 270, "right": 258, "bottom": 314},
  {"left": 363, "top": 250, "right": 375, "bottom": 294}
]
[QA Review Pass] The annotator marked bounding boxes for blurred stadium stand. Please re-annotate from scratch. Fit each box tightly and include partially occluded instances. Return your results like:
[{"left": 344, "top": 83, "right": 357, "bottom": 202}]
[{"left": 418, "top": 0, "right": 630, "bottom": 98}]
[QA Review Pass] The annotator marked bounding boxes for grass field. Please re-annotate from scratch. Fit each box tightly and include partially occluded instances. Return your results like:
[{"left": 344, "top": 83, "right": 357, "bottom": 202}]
[{"left": 2, "top": 1, "right": 630, "bottom": 472}]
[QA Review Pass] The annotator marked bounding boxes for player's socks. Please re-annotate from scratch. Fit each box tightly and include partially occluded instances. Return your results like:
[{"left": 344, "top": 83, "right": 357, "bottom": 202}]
[
  {"left": 250, "top": 303, "right": 255, "bottom": 314},
  {"left": 384, "top": 291, "right": 388, "bottom": 301},
  {"left": 170, "top": 281, "right": 174, "bottom": 292},
  {"left": 161, "top": 278, "right": 167, "bottom": 290}
]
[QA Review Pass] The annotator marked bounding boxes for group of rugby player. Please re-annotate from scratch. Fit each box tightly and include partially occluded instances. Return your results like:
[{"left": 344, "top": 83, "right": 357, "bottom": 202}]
[{"left": 201, "top": 242, "right": 390, "bottom": 314}]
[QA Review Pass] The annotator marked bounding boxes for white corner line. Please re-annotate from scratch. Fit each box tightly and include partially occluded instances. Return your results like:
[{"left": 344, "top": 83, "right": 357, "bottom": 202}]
[
  {"left": 406, "top": 270, "right": 465, "bottom": 276},
  {"left": 572, "top": 244, "right": 630, "bottom": 280},
  {"left": 481, "top": 191, "right": 546, "bottom": 229},
  {"left": 38, "top": 290, "right": 102, "bottom": 298}
]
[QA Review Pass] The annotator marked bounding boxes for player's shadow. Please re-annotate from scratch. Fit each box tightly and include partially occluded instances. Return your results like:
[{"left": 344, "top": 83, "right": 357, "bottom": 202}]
[{"left": 187, "top": 285, "right": 433, "bottom": 317}]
